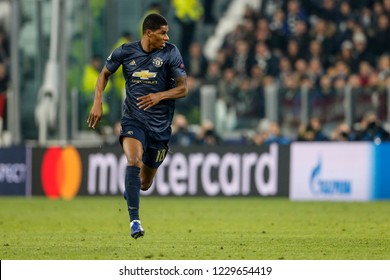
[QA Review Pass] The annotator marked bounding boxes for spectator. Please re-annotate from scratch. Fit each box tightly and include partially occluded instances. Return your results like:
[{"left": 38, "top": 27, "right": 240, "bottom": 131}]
[
  {"left": 249, "top": 65, "right": 266, "bottom": 119},
  {"left": 359, "top": 7, "right": 375, "bottom": 34},
  {"left": 285, "top": 38, "right": 303, "bottom": 66},
  {"left": 307, "top": 57, "right": 324, "bottom": 88},
  {"left": 268, "top": 9, "right": 286, "bottom": 53},
  {"left": 277, "top": 56, "right": 294, "bottom": 84},
  {"left": 222, "top": 24, "right": 247, "bottom": 58},
  {"left": 297, "top": 117, "right": 329, "bottom": 141},
  {"left": 383, "top": 0, "right": 390, "bottom": 17},
  {"left": 309, "top": 17, "right": 338, "bottom": 58},
  {"left": 282, "top": 0, "right": 308, "bottom": 36},
  {"left": 216, "top": 68, "right": 239, "bottom": 132},
  {"left": 234, "top": 76, "right": 262, "bottom": 129},
  {"left": 231, "top": 39, "right": 252, "bottom": 76},
  {"left": 337, "top": 40, "right": 354, "bottom": 66},
  {"left": 358, "top": 61, "right": 374, "bottom": 88},
  {"left": 377, "top": 54, "right": 390, "bottom": 81},
  {"left": 186, "top": 42, "right": 208, "bottom": 79},
  {"left": 172, "top": 0, "right": 204, "bottom": 64},
  {"left": 351, "top": 31, "right": 375, "bottom": 73},
  {"left": 249, "top": 118, "right": 270, "bottom": 146},
  {"left": 111, "top": 32, "right": 133, "bottom": 101},
  {"left": 339, "top": 16, "right": 359, "bottom": 44},
  {"left": 170, "top": 114, "right": 197, "bottom": 146},
  {"left": 331, "top": 60, "right": 350, "bottom": 82},
  {"left": 251, "top": 41, "right": 279, "bottom": 77},
  {"left": 306, "top": 39, "right": 330, "bottom": 69},
  {"left": 81, "top": 55, "right": 111, "bottom": 130},
  {"left": 297, "top": 122, "right": 316, "bottom": 141},
  {"left": 330, "top": 122, "right": 353, "bottom": 141},
  {"left": 290, "top": 19, "right": 311, "bottom": 54},
  {"left": 318, "top": 0, "right": 339, "bottom": 22},
  {"left": 315, "top": 74, "right": 335, "bottom": 100},
  {"left": 373, "top": 1, "right": 384, "bottom": 21},
  {"left": 241, "top": 14, "right": 257, "bottom": 47},
  {"left": 334, "top": 76, "right": 347, "bottom": 96},
  {"left": 254, "top": 18, "right": 273, "bottom": 48},
  {"left": 309, "top": 116, "right": 329, "bottom": 141},
  {"left": 259, "top": 0, "right": 284, "bottom": 20},
  {"left": 279, "top": 73, "right": 301, "bottom": 125},
  {"left": 354, "top": 111, "right": 390, "bottom": 142},
  {"left": 214, "top": 48, "right": 232, "bottom": 70},
  {"left": 175, "top": 75, "right": 201, "bottom": 122},
  {"left": 366, "top": 71, "right": 385, "bottom": 112},
  {"left": 372, "top": 14, "right": 390, "bottom": 56},
  {"left": 204, "top": 60, "right": 222, "bottom": 86},
  {"left": 217, "top": 67, "right": 238, "bottom": 107},
  {"left": 263, "top": 121, "right": 291, "bottom": 145},
  {"left": 347, "top": 74, "right": 364, "bottom": 94},
  {"left": 243, "top": 4, "right": 258, "bottom": 23},
  {"left": 197, "top": 120, "right": 223, "bottom": 145},
  {"left": 337, "top": 1, "right": 354, "bottom": 34},
  {"left": 294, "top": 58, "right": 309, "bottom": 82}
]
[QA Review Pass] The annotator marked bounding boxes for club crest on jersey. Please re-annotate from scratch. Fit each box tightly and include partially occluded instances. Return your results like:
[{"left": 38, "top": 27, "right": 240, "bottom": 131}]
[
  {"left": 153, "top": 57, "right": 164, "bottom": 68},
  {"left": 132, "top": 70, "right": 157, "bottom": 80}
]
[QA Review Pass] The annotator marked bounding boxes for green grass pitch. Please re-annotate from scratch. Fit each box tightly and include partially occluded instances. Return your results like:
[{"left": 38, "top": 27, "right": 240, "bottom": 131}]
[{"left": 1, "top": 196, "right": 389, "bottom": 260}]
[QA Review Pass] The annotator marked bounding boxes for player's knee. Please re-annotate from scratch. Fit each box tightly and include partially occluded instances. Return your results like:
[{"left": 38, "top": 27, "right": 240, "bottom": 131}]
[{"left": 127, "top": 156, "right": 142, "bottom": 167}]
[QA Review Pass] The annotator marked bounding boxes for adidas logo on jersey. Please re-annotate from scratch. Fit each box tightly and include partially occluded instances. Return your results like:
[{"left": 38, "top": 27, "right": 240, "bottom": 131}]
[{"left": 129, "top": 60, "right": 136, "bottom": 66}]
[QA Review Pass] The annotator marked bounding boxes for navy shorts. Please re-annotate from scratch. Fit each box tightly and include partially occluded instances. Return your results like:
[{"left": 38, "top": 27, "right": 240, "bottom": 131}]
[{"left": 119, "top": 119, "right": 171, "bottom": 169}]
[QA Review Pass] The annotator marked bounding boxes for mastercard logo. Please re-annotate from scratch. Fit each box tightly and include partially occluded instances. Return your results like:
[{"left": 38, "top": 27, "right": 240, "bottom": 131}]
[{"left": 41, "top": 146, "right": 82, "bottom": 200}]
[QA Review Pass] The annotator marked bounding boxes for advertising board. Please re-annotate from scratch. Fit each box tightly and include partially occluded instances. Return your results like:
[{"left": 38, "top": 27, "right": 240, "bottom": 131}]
[
  {"left": 0, "top": 146, "right": 29, "bottom": 195},
  {"left": 290, "top": 143, "right": 373, "bottom": 201},
  {"left": 31, "top": 144, "right": 290, "bottom": 198}
]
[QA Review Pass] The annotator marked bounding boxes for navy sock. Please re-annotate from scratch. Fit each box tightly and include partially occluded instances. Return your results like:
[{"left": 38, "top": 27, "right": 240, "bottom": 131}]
[{"left": 125, "top": 166, "right": 141, "bottom": 222}]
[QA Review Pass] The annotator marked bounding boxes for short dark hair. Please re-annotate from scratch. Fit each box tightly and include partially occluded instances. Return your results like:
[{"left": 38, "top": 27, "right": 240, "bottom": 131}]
[{"left": 142, "top": 13, "right": 168, "bottom": 34}]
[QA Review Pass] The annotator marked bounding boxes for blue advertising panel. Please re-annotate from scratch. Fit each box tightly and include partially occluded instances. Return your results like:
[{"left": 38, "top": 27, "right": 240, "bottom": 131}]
[
  {"left": 0, "top": 146, "right": 28, "bottom": 195},
  {"left": 373, "top": 143, "right": 390, "bottom": 199}
]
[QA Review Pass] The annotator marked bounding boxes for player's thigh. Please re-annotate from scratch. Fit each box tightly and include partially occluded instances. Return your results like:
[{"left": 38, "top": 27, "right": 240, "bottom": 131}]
[
  {"left": 143, "top": 144, "right": 168, "bottom": 168},
  {"left": 121, "top": 137, "right": 144, "bottom": 167},
  {"left": 140, "top": 145, "right": 168, "bottom": 189}
]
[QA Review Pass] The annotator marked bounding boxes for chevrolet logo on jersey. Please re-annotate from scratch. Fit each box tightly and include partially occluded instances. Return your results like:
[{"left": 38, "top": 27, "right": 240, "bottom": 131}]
[{"left": 132, "top": 70, "right": 157, "bottom": 80}]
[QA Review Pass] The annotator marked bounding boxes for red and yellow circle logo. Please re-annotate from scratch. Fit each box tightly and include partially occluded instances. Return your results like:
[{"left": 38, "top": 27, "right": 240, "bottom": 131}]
[{"left": 41, "top": 146, "right": 82, "bottom": 200}]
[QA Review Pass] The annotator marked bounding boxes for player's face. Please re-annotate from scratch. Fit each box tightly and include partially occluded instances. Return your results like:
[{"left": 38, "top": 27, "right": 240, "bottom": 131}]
[{"left": 150, "top": 25, "right": 169, "bottom": 50}]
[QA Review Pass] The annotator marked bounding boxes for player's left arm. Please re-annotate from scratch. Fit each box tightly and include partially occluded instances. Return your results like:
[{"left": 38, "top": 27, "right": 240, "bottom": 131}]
[{"left": 137, "top": 75, "right": 188, "bottom": 111}]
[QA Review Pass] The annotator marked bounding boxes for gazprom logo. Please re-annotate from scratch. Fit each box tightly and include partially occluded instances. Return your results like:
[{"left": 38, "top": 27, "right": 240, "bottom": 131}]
[{"left": 309, "top": 157, "right": 351, "bottom": 195}]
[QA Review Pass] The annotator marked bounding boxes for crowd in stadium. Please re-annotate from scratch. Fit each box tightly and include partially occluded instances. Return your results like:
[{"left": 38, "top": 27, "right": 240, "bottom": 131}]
[
  {"left": 2, "top": 0, "right": 390, "bottom": 146},
  {"left": 173, "top": 0, "right": 390, "bottom": 146}
]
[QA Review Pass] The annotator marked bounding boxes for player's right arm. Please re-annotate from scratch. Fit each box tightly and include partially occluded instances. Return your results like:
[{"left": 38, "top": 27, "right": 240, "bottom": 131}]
[{"left": 87, "top": 65, "right": 113, "bottom": 129}]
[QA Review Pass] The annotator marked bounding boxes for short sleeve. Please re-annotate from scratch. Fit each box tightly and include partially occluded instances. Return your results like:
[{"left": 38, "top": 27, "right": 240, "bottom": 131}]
[
  {"left": 169, "top": 45, "right": 187, "bottom": 78},
  {"left": 105, "top": 45, "right": 124, "bottom": 73}
]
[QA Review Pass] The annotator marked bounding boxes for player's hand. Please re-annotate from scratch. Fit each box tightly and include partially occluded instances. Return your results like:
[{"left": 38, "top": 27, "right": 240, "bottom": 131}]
[
  {"left": 137, "top": 93, "right": 161, "bottom": 110},
  {"left": 87, "top": 102, "right": 103, "bottom": 129}
]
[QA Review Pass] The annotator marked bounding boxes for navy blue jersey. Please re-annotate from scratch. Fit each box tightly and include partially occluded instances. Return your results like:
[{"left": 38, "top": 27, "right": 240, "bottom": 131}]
[{"left": 105, "top": 41, "right": 186, "bottom": 132}]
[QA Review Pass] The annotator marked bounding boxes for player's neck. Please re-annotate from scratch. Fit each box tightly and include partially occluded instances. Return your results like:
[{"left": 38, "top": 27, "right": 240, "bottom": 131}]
[{"left": 140, "top": 38, "right": 156, "bottom": 53}]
